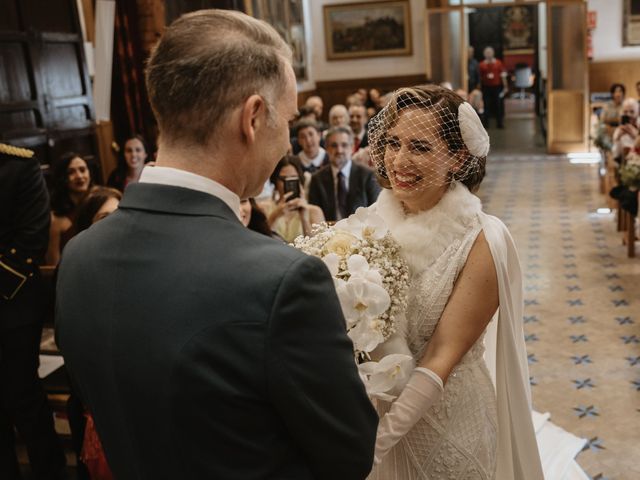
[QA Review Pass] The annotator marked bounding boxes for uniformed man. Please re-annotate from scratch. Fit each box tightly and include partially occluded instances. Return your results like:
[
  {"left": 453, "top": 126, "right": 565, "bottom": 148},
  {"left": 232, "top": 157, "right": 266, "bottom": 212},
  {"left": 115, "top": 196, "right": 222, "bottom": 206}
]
[{"left": 0, "top": 143, "right": 66, "bottom": 479}]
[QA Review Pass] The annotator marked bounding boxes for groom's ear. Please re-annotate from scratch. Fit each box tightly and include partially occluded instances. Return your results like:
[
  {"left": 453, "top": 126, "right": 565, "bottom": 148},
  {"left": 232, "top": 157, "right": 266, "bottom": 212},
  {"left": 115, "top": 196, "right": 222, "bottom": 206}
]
[{"left": 240, "top": 94, "right": 267, "bottom": 144}]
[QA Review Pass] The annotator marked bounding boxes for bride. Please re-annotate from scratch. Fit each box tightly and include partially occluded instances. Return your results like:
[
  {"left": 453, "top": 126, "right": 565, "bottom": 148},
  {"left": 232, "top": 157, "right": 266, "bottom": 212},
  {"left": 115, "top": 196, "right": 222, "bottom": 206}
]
[{"left": 364, "top": 85, "right": 544, "bottom": 480}]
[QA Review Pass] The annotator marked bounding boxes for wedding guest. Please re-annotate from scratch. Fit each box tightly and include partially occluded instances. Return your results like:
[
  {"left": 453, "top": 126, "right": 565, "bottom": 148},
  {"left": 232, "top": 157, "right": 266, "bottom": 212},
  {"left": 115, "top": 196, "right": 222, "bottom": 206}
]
[
  {"left": 479, "top": 46, "right": 508, "bottom": 128},
  {"left": 304, "top": 95, "right": 328, "bottom": 130},
  {"left": 365, "top": 88, "right": 383, "bottom": 118},
  {"left": 263, "top": 156, "right": 324, "bottom": 243},
  {"left": 601, "top": 83, "right": 626, "bottom": 127},
  {"left": 349, "top": 104, "right": 369, "bottom": 153},
  {"left": 46, "top": 152, "right": 93, "bottom": 265},
  {"left": 295, "top": 120, "right": 329, "bottom": 176},
  {"left": 239, "top": 198, "right": 281, "bottom": 238},
  {"left": 0, "top": 142, "right": 66, "bottom": 480},
  {"left": 467, "top": 45, "right": 481, "bottom": 93},
  {"left": 612, "top": 98, "right": 639, "bottom": 160},
  {"left": 327, "top": 104, "right": 349, "bottom": 128},
  {"left": 56, "top": 10, "right": 377, "bottom": 479},
  {"left": 74, "top": 187, "right": 122, "bottom": 233},
  {"left": 308, "top": 126, "right": 381, "bottom": 221},
  {"left": 106, "top": 135, "right": 150, "bottom": 192}
]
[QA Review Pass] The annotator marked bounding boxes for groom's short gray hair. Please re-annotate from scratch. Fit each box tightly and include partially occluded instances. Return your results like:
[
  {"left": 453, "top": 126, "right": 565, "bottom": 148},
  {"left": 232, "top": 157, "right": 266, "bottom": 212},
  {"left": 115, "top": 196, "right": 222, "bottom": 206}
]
[{"left": 146, "top": 9, "right": 292, "bottom": 147}]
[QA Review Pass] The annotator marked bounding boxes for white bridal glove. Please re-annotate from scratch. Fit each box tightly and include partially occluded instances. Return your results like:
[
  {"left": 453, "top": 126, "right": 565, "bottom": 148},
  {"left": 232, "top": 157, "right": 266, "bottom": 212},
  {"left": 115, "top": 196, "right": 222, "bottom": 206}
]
[{"left": 374, "top": 367, "right": 444, "bottom": 464}]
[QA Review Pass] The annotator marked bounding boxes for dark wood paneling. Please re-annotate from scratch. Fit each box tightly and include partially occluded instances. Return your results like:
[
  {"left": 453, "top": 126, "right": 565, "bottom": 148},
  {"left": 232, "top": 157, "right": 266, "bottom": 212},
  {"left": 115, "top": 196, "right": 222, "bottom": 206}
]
[
  {"left": 0, "top": 42, "right": 34, "bottom": 102},
  {"left": 313, "top": 74, "right": 430, "bottom": 118},
  {"left": 41, "top": 43, "right": 84, "bottom": 97},
  {"left": 22, "top": 0, "right": 77, "bottom": 33},
  {"left": 0, "top": 1, "right": 20, "bottom": 31}
]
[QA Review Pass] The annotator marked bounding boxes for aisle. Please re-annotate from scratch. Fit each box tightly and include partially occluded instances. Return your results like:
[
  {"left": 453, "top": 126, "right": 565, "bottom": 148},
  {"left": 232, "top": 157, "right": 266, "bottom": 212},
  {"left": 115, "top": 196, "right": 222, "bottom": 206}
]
[{"left": 477, "top": 154, "right": 640, "bottom": 480}]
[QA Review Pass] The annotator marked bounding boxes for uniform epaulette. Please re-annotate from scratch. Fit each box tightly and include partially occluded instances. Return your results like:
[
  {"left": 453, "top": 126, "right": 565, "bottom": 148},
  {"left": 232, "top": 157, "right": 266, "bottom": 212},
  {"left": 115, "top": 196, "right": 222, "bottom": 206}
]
[{"left": 0, "top": 142, "right": 35, "bottom": 159}]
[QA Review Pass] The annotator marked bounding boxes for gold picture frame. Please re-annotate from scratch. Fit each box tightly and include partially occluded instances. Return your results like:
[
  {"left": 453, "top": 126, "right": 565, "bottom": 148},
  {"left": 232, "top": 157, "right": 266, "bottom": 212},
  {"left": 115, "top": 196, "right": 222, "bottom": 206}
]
[
  {"left": 623, "top": 0, "right": 640, "bottom": 46},
  {"left": 323, "top": 1, "right": 412, "bottom": 61}
]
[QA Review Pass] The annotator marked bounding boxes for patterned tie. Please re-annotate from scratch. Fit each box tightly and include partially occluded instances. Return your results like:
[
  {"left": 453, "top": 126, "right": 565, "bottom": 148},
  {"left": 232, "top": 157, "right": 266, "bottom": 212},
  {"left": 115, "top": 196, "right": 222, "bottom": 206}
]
[{"left": 337, "top": 171, "right": 348, "bottom": 219}]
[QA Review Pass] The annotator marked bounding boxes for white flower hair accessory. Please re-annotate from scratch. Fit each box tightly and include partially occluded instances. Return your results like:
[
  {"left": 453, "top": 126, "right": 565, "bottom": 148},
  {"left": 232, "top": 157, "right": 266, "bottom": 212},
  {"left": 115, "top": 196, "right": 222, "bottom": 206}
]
[{"left": 458, "top": 102, "right": 490, "bottom": 158}]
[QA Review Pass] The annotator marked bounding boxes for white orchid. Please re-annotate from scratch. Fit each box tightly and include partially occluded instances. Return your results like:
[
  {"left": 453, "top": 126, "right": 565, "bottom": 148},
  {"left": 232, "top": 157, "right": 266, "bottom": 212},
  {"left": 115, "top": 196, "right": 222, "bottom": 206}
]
[
  {"left": 346, "top": 254, "right": 384, "bottom": 286},
  {"left": 336, "top": 276, "right": 390, "bottom": 323},
  {"left": 335, "top": 207, "right": 388, "bottom": 240},
  {"left": 358, "top": 353, "right": 414, "bottom": 401},
  {"left": 321, "top": 253, "right": 340, "bottom": 277}
]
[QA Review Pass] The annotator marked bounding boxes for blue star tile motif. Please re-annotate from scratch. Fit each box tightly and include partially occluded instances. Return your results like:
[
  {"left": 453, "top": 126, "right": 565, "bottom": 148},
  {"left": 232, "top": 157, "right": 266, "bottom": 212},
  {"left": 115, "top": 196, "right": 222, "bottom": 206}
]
[
  {"left": 602, "top": 263, "right": 616, "bottom": 268},
  {"left": 568, "top": 316, "right": 586, "bottom": 324},
  {"left": 626, "top": 356, "right": 640, "bottom": 366},
  {"left": 608, "top": 285, "right": 624, "bottom": 292},
  {"left": 631, "top": 379, "right": 640, "bottom": 391},
  {"left": 596, "top": 244, "right": 607, "bottom": 250},
  {"left": 566, "top": 286, "right": 581, "bottom": 292},
  {"left": 567, "top": 299, "right": 583, "bottom": 306},
  {"left": 594, "top": 236, "right": 606, "bottom": 242},
  {"left": 530, "top": 222, "right": 541, "bottom": 228},
  {"left": 524, "top": 315, "right": 539, "bottom": 324},
  {"left": 621, "top": 335, "right": 640, "bottom": 344},
  {"left": 529, "top": 230, "right": 541, "bottom": 236},
  {"left": 525, "top": 285, "right": 540, "bottom": 292},
  {"left": 530, "top": 376, "right": 537, "bottom": 386},
  {"left": 564, "top": 274, "right": 579, "bottom": 279},
  {"left": 598, "top": 253, "right": 613, "bottom": 259},
  {"left": 527, "top": 264, "right": 541, "bottom": 269},
  {"left": 562, "top": 245, "right": 575, "bottom": 250},
  {"left": 525, "top": 299, "right": 540, "bottom": 306},
  {"left": 563, "top": 254, "right": 576, "bottom": 259},
  {"left": 591, "top": 474, "right": 610, "bottom": 480},
  {"left": 612, "top": 299, "right": 629, "bottom": 307},
  {"left": 571, "top": 355, "right": 593, "bottom": 365},
  {"left": 525, "top": 334, "right": 539, "bottom": 343},
  {"left": 570, "top": 334, "right": 588, "bottom": 343},
  {"left": 562, "top": 236, "right": 573, "bottom": 242},
  {"left": 528, "top": 244, "right": 540, "bottom": 250},
  {"left": 606, "top": 273, "right": 620, "bottom": 279},
  {"left": 616, "top": 316, "right": 633, "bottom": 325},
  {"left": 574, "top": 405, "right": 599, "bottom": 418},
  {"left": 525, "top": 273, "right": 540, "bottom": 279},
  {"left": 528, "top": 353, "right": 538, "bottom": 364},
  {"left": 564, "top": 263, "right": 577, "bottom": 269},
  {"left": 573, "top": 378, "right": 595, "bottom": 389},
  {"left": 582, "top": 437, "right": 605, "bottom": 452}
]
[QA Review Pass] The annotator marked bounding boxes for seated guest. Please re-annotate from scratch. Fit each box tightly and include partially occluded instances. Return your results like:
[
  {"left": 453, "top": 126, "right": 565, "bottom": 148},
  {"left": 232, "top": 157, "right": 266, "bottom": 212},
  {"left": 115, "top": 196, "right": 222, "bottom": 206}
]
[
  {"left": 239, "top": 198, "right": 283, "bottom": 239},
  {"left": 327, "top": 104, "right": 349, "bottom": 128},
  {"left": 304, "top": 95, "right": 329, "bottom": 130},
  {"left": 107, "top": 135, "right": 150, "bottom": 192},
  {"left": 65, "top": 186, "right": 121, "bottom": 480},
  {"left": 308, "top": 126, "right": 381, "bottom": 222},
  {"left": 612, "top": 98, "right": 639, "bottom": 159},
  {"left": 349, "top": 104, "right": 369, "bottom": 153},
  {"left": 262, "top": 156, "right": 325, "bottom": 243},
  {"left": 295, "top": 120, "right": 329, "bottom": 174},
  {"left": 47, "top": 152, "right": 93, "bottom": 265},
  {"left": 601, "top": 83, "right": 626, "bottom": 127},
  {"left": 365, "top": 88, "right": 383, "bottom": 118}
]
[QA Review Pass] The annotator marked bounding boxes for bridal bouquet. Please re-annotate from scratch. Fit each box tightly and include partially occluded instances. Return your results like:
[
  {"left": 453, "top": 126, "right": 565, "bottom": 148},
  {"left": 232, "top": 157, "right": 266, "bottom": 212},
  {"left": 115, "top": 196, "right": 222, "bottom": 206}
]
[{"left": 294, "top": 207, "right": 414, "bottom": 400}]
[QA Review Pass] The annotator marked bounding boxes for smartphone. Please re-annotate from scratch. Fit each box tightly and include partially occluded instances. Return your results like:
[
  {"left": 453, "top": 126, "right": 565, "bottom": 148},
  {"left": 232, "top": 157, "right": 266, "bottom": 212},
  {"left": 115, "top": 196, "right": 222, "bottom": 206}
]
[
  {"left": 283, "top": 177, "right": 300, "bottom": 201},
  {"left": 621, "top": 115, "right": 631, "bottom": 125}
]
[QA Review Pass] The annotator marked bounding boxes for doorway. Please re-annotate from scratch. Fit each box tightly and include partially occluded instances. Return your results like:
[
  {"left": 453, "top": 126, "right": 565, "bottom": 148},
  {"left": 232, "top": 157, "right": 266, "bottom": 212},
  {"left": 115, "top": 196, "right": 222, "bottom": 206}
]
[{"left": 424, "top": 0, "right": 588, "bottom": 154}]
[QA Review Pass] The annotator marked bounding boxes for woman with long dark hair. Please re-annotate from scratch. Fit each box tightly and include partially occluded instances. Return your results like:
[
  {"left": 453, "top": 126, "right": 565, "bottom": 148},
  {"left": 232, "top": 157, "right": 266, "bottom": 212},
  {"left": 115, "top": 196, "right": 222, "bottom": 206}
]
[
  {"left": 107, "top": 135, "right": 150, "bottom": 192},
  {"left": 46, "top": 152, "right": 93, "bottom": 265}
]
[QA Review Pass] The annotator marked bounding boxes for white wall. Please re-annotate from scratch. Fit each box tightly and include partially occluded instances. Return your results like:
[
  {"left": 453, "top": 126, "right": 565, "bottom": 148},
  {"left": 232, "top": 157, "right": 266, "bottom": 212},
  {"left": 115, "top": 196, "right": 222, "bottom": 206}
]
[
  {"left": 588, "top": 0, "right": 640, "bottom": 61},
  {"left": 301, "top": 0, "right": 426, "bottom": 90}
]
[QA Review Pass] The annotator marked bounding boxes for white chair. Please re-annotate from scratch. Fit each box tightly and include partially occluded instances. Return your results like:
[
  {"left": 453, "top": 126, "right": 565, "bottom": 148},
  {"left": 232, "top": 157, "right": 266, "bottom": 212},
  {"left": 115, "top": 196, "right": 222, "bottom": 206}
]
[{"left": 513, "top": 65, "right": 534, "bottom": 100}]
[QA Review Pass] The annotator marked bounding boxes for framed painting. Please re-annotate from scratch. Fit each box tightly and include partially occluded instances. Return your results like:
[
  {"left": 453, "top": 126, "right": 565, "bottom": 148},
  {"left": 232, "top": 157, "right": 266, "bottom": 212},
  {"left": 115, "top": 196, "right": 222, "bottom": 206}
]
[
  {"left": 323, "top": 1, "right": 412, "bottom": 60},
  {"left": 623, "top": 0, "right": 640, "bottom": 46},
  {"left": 247, "top": 0, "right": 308, "bottom": 81}
]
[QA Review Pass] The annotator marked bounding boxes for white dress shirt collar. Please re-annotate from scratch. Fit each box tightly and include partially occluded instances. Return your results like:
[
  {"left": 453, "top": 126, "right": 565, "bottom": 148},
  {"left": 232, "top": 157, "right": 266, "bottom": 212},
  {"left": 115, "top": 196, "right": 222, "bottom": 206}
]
[
  {"left": 139, "top": 166, "right": 241, "bottom": 220},
  {"left": 331, "top": 159, "right": 352, "bottom": 183},
  {"left": 299, "top": 147, "right": 327, "bottom": 169}
]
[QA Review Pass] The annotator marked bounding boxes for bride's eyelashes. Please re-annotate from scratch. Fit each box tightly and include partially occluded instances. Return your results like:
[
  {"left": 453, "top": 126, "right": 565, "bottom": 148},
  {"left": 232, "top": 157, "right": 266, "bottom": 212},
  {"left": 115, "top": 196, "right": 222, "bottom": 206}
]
[{"left": 384, "top": 136, "right": 433, "bottom": 154}]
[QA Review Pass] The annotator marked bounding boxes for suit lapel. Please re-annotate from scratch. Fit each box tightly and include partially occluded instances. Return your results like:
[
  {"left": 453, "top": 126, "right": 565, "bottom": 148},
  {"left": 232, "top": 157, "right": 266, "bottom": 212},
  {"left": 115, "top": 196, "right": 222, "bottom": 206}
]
[{"left": 322, "top": 168, "right": 337, "bottom": 220}]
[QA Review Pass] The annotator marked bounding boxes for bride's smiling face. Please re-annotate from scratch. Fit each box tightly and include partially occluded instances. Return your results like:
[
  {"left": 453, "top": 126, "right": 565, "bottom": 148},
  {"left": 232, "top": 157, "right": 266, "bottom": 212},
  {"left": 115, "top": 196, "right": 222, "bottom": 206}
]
[{"left": 383, "top": 108, "right": 462, "bottom": 211}]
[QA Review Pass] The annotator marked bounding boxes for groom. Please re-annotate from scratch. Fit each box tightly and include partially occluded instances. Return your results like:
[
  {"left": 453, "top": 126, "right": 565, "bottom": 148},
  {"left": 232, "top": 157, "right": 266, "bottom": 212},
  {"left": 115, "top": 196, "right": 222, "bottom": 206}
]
[{"left": 55, "top": 10, "right": 377, "bottom": 479}]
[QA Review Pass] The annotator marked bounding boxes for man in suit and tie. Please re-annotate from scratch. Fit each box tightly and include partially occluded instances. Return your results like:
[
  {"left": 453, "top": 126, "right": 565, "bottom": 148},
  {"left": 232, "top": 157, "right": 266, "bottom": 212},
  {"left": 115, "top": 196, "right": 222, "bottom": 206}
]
[
  {"left": 349, "top": 104, "right": 369, "bottom": 153},
  {"left": 308, "top": 126, "right": 381, "bottom": 222},
  {"left": 55, "top": 10, "right": 377, "bottom": 480}
]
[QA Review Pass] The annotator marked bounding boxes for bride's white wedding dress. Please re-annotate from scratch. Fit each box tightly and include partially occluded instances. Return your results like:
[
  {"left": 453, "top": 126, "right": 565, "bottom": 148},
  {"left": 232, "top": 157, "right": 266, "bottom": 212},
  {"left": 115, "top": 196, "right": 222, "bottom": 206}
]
[{"left": 367, "top": 184, "right": 587, "bottom": 480}]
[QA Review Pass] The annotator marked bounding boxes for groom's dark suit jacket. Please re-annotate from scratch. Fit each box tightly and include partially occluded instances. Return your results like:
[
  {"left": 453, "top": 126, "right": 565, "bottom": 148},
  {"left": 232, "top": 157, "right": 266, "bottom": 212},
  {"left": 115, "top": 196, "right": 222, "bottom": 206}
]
[
  {"left": 308, "top": 162, "right": 381, "bottom": 222},
  {"left": 55, "top": 183, "right": 377, "bottom": 479}
]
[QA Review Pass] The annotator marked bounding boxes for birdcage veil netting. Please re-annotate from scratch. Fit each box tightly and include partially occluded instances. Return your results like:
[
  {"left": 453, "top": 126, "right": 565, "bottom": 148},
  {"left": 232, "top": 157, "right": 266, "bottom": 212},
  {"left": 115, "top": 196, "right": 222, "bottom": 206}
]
[{"left": 367, "top": 85, "right": 490, "bottom": 193}]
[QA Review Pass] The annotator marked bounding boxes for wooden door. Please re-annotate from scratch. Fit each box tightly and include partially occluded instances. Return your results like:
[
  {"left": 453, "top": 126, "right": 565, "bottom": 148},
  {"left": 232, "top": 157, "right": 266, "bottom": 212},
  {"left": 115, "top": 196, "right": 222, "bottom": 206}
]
[
  {"left": 546, "top": 0, "right": 588, "bottom": 153},
  {"left": 0, "top": 0, "right": 96, "bottom": 172}
]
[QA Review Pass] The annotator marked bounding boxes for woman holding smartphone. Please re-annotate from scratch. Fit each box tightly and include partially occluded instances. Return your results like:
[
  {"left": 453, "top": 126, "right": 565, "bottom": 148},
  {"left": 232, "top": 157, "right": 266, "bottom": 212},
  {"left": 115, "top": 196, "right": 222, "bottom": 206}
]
[{"left": 262, "top": 156, "right": 325, "bottom": 243}]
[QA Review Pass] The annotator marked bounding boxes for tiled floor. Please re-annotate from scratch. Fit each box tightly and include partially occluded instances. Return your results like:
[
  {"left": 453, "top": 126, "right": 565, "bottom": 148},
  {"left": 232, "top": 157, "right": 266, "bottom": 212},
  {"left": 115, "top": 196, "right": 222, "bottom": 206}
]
[{"left": 477, "top": 154, "right": 640, "bottom": 480}]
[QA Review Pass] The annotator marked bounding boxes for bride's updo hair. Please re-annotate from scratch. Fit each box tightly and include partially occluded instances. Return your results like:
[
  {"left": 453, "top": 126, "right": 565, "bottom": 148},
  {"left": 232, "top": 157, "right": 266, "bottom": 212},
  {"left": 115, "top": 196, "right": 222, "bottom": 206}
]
[{"left": 368, "top": 84, "right": 487, "bottom": 193}]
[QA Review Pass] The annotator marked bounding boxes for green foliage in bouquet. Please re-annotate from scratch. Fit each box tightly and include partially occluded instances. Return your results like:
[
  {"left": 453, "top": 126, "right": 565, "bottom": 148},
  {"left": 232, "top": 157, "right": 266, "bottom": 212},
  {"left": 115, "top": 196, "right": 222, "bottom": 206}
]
[{"left": 619, "top": 162, "right": 640, "bottom": 190}]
